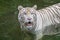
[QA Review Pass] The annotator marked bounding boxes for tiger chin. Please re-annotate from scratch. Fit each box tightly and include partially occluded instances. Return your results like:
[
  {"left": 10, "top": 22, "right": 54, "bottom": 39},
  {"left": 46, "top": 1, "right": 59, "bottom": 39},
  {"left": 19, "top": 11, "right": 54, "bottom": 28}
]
[{"left": 18, "top": 3, "right": 60, "bottom": 40}]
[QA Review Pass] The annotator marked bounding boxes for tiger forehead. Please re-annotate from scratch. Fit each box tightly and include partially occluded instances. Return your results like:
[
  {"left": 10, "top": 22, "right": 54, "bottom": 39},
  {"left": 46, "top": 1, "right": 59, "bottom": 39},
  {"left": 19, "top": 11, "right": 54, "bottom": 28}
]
[{"left": 26, "top": 8, "right": 31, "bottom": 14}]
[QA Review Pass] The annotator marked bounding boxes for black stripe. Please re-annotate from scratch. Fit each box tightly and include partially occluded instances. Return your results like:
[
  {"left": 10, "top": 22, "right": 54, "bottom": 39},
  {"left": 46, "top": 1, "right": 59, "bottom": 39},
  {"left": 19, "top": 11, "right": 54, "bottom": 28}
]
[
  {"left": 48, "top": 6, "right": 56, "bottom": 24},
  {"left": 45, "top": 7, "right": 54, "bottom": 24},
  {"left": 52, "top": 6, "right": 60, "bottom": 22},
  {"left": 42, "top": 9, "right": 50, "bottom": 22},
  {"left": 53, "top": 5, "right": 60, "bottom": 18},
  {"left": 38, "top": 10, "right": 43, "bottom": 27},
  {"left": 39, "top": 10, "right": 45, "bottom": 26},
  {"left": 51, "top": 6, "right": 57, "bottom": 24}
]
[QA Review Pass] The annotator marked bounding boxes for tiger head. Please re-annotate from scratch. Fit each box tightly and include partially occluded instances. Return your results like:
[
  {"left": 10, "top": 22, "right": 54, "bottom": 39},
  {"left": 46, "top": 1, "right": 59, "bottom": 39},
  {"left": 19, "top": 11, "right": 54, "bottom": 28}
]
[{"left": 18, "top": 5, "right": 38, "bottom": 31}]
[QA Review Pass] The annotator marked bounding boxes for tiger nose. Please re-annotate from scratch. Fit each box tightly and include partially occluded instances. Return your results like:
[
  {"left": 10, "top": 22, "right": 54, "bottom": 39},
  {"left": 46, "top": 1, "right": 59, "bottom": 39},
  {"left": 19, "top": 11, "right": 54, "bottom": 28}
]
[{"left": 27, "top": 18, "right": 32, "bottom": 20}]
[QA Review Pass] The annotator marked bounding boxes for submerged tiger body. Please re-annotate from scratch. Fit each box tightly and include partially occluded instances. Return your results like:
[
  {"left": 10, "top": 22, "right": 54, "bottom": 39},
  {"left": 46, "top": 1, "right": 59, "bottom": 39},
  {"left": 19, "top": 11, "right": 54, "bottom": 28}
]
[{"left": 18, "top": 3, "right": 60, "bottom": 40}]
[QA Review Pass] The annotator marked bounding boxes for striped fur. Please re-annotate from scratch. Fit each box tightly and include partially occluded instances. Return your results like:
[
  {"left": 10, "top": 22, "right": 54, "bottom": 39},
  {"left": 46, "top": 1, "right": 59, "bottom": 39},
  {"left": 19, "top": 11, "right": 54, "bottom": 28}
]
[
  {"left": 38, "top": 3, "right": 60, "bottom": 25},
  {"left": 36, "top": 3, "right": 60, "bottom": 40}
]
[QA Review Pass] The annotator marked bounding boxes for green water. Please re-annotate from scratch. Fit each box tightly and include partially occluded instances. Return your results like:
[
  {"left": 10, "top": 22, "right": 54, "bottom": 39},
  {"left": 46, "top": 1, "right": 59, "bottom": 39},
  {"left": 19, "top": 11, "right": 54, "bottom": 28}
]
[{"left": 0, "top": 0, "right": 60, "bottom": 40}]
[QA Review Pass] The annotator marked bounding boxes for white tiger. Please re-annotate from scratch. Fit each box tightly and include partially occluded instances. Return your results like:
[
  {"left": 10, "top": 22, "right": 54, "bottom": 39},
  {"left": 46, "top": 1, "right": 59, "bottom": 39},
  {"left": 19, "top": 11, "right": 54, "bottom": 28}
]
[{"left": 18, "top": 3, "right": 60, "bottom": 40}]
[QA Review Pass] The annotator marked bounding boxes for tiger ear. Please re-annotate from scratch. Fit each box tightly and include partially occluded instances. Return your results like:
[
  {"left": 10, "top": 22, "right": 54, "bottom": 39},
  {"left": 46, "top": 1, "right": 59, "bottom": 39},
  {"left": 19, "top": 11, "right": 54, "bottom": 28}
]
[
  {"left": 33, "top": 5, "right": 37, "bottom": 9},
  {"left": 18, "top": 5, "right": 23, "bottom": 10}
]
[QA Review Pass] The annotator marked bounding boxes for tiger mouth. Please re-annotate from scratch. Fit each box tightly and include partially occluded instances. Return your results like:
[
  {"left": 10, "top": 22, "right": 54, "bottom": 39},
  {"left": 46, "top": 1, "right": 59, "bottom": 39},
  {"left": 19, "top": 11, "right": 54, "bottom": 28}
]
[{"left": 25, "top": 22, "right": 33, "bottom": 26}]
